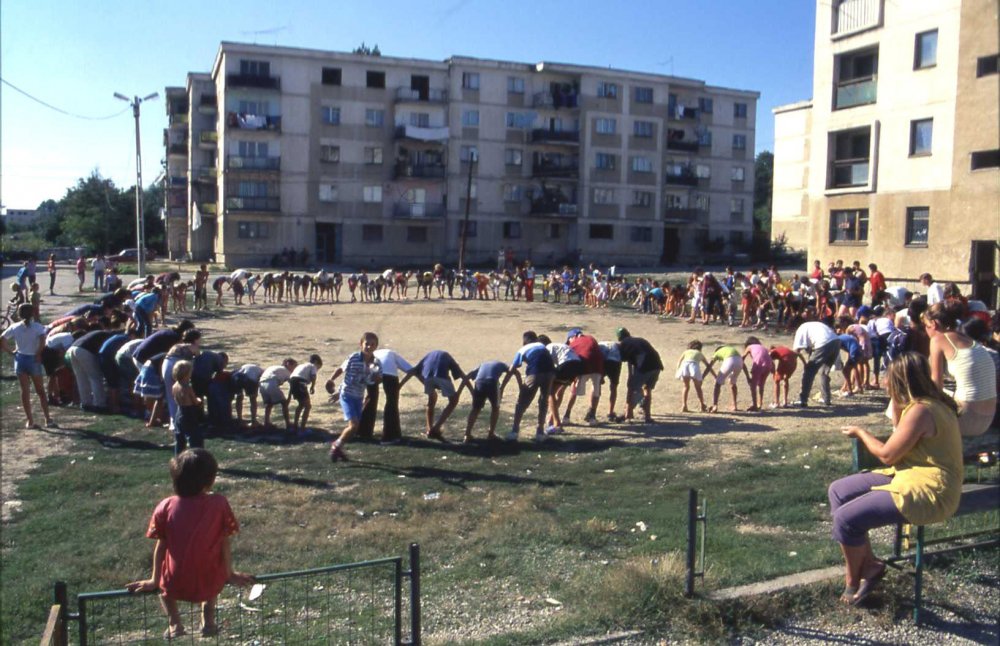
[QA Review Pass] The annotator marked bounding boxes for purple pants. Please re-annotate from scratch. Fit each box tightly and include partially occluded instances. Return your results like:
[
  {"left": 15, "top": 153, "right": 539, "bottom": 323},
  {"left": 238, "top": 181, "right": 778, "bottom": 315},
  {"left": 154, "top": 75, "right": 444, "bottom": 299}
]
[{"left": 828, "top": 472, "right": 907, "bottom": 546}]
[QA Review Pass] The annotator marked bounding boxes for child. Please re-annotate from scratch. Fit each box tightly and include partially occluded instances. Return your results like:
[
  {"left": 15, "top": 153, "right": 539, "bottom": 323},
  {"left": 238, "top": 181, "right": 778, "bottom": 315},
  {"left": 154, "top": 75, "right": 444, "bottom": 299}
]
[
  {"left": 171, "top": 360, "right": 204, "bottom": 455},
  {"left": 459, "top": 360, "right": 512, "bottom": 442},
  {"left": 29, "top": 282, "right": 41, "bottom": 320},
  {"left": 232, "top": 363, "right": 263, "bottom": 427},
  {"left": 289, "top": 354, "right": 322, "bottom": 434},
  {"left": 212, "top": 276, "right": 229, "bottom": 307},
  {"left": 742, "top": 337, "right": 774, "bottom": 411},
  {"left": 258, "top": 359, "right": 296, "bottom": 430},
  {"left": 127, "top": 449, "right": 254, "bottom": 639},
  {"left": 675, "top": 340, "right": 712, "bottom": 412},
  {"left": 768, "top": 344, "right": 801, "bottom": 408},
  {"left": 707, "top": 345, "right": 745, "bottom": 412},
  {"left": 400, "top": 350, "right": 470, "bottom": 440},
  {"left": 328, "top": 332, "right": 381, "bottom": 462}
]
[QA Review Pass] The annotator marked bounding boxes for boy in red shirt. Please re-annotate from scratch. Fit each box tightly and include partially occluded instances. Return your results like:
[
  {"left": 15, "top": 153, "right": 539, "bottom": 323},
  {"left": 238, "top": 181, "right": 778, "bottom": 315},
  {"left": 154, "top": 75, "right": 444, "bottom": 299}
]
[{"left": 769, "top": 345, "right": 803, "bottom": 408}]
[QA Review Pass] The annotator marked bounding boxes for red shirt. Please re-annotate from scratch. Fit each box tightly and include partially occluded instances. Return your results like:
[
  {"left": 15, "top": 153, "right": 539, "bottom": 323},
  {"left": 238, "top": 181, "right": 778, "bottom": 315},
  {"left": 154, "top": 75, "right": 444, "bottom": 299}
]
[
  {"left": 769, "top": 346, "right": 798, "bottom": 375},
  {"left": 568, "top": 334, "right": 605, "bottom": 375},
  {"left": 869, "top": 271, "right": 886, "bottom": 295},
  {"left": 146, "top": 493, "right": 239, "bottom": 602}
]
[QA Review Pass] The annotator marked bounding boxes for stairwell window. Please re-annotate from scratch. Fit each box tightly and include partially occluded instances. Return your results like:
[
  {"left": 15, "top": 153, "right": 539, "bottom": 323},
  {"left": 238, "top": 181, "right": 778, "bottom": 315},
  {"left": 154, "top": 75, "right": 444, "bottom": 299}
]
[
  {"left": 914, "top": 30, "right": 938, "bottom": 70},
  {"left": 910, "top": 119, "right": 933, "bottom": 156}
]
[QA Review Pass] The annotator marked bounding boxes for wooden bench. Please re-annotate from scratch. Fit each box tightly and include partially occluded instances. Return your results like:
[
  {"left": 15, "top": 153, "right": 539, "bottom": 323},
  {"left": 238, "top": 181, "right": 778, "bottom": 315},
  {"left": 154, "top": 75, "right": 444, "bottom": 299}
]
[{"left": 850, "top": 437, "right": 1000, "bottom": 623}]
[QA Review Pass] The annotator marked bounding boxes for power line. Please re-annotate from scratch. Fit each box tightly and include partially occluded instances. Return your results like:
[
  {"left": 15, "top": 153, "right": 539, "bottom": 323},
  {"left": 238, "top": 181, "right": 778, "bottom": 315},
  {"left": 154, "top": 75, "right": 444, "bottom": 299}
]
[{"left": 1, "top": 77, "right": 131, "bottom": 121}]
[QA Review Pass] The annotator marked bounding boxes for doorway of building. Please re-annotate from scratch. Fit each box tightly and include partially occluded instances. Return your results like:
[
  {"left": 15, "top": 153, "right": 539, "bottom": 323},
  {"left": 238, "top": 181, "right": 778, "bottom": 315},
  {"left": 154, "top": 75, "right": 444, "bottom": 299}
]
[
  {"left": 316, "top": 223, "right": 340, "bottom": 265},
  {"left": 411, "top": 75, "right": 429, "bottom": 101},
  {"left": 970, "top": 240, "right": 998, "bottom": 308},
  {"left": 662, "top": 226, "right": 680, "bottom": 264}
]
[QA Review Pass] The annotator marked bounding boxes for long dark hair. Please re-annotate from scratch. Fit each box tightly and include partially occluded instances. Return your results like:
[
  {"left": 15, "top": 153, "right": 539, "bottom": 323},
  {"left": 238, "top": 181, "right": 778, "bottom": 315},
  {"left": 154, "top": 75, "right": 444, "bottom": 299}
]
[{"left": 886, "top": 352, "right": 958, "bottom": 416}]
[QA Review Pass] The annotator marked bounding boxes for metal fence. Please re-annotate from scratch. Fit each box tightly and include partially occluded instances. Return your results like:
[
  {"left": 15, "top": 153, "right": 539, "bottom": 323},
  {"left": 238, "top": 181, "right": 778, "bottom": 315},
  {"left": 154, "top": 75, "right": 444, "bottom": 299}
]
[{"left": 49, "top": 544, "right": 421, "bottom": 645}]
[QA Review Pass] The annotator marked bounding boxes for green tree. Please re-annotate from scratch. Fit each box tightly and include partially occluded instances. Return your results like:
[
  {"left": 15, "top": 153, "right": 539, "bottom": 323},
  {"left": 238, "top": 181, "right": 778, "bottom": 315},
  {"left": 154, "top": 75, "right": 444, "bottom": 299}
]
[
  {"left": 141, "top": 181, "right": 166, "bottom": 250},
  {"left": 56, "top": 172, "right": 133, "bottom": 253},
  {"left": 753, "top": 151, "right": 773, "bottom": 233}
]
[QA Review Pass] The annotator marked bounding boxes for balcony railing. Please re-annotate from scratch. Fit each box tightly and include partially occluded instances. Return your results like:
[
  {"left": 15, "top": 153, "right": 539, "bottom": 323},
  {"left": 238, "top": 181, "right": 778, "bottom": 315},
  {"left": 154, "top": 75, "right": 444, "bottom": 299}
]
[
  {"left": 394, "top": 124, "right": 449, "bottom": 142},
  {"left": 227, "top": 112, "right": 282, "bottom": 131},
  {"left": 194, "top": 167, "right": 218, "bottom": 182},
  {"left": 668, "top": 106, "right": 698, "bottom": 121},
  {"left": 529, "top": 129, "right": 580, "bottom": 144},
  {"left": 168, "top": 176, "right": 187, "bottom": 187},
  {"left": 666, "top": 139, "right": 700, "bottom": 152},
  {"left": 199, "top": 94, "right": 217, "bottom": 112},
  {"left": 392, "top": 202, "right": 445, "bottom": 218},
  {"left": 393, "top": 162, "right": 446, "bottom": 179},
  {"left": 395, "top": 87, "right": 448, "bottom": 103},
  {"left": 833, "top": 0, "right": 881, "bottom": 36},
  {"left": 227, "top": 155, "right": 281, "bottom": 170},
  {"left": 664, "top": 171, "right": 698, "bottom": 187},
  {"left": 532, "top": 91, "right": 579, "bottom": 109},
  {"left": 169, "top": 113, "right": 188, "bottom": 127},
  {"left": 531, "top": 160, "right": 579, "bottom": 178},
  {"left": 225, "top": 196, "right": 280, "bottom": 211},
  {"left": 830, "top": 160, "right": 870, "bottom": 188},
  {"left": 226, "top": 74, "right": 281, "bottom": 90},
  {"left": 834, "top": 77, "right": 877, "bottom": 109},
  {"left": 663, "top": 207, "right": 704, "bottom": 222},
  {"left": 529, "top": 200, "right": 579, "bottom": 217},
  {"left": 200, "top": 202, "right": 217, "bottom": 215},
  {"left": 167, "top": 143, "right": 187, "bottom": 156}
]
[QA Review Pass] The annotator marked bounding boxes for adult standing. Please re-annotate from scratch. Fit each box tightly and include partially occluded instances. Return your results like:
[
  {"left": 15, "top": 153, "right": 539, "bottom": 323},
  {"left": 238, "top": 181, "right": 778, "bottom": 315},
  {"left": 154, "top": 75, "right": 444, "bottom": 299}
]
[
  {"left": 793, "top": 320, "right": 840, "bottom": 407},
  {"left": 831, "top": 353, "right": 962, "bottom": 605},
  {"left": 616, "top": 327, "right": 663, "bottom": 423},
  {"left": 93, "top": 254, "right": 107, "bottom": 292},
  {"left": 47, "top": 254, "right": 57, "bottom": 295},
  {"left": 1, "top": 304, "right": 55, "bottom": 428},
  {"left": 920, "top": 273, "right": 945, "bottom": 306},
  {"left": 867, "top": 263, "right": 886, "bottom": 306},
  {"left": 76, "top": 253, "right": 86, "bottom": 292}
]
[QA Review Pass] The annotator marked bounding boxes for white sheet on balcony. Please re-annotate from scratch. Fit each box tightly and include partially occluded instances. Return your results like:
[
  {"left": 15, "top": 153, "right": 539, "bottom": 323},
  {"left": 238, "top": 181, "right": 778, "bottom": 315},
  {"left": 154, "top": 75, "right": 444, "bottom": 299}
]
[{"left": 402, "top": 125, "right": 449, "bottom": 141}]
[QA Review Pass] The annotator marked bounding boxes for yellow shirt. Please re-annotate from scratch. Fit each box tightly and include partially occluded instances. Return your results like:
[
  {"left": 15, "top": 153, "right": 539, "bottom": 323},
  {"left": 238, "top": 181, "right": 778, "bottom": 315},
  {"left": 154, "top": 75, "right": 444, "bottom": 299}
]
[{"left": 873, "top": 398, "right": 963, "bottom": 525}]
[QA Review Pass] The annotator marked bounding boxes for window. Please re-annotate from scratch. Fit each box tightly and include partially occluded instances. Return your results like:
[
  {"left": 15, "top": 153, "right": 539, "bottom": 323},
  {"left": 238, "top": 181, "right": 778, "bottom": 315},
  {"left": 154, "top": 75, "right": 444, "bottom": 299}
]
[
  {"left": 589, "top": 224, "right": 614, "bottom": 239},
  {"left": 595, "top": 153, "right": 617, "bottom": 170},
  {"left": 698, "top": 130, "right": 712, "bottom": 146},
  {"left": 732, "top": 134, "right": 747, "bottom": 150},
  {"left": 633, "top": 120, "right": 654, "bottom": 138},
  {"left": 593, "top": 188, "right": 616, "bottom": 204},
  {"left": 507, "top": 76, "right": 525, "bottom": 93},
  {"left": 362, "top": 225, "right": 383, "bottom": 242},
  {"left": 503, "top": 184, "right": 524, "bottom": 202},
  {"left": 734, "top": 102, "right": 748, "bottom": 119},
  {"left": 693, "top": 194, "right": 710, "bottom": 211},
  {"left": 237, "top": 99, "right": 270, "bottom": 115},
  {"left": 363, "top": 147, "right": 383, "bottom": 165},
  {"left": 829, "top": 209, "right": 869, "bottom": 243},
  {"left": 505, "top": 112, "right": 531, "bottom": 128},
  {"left": 503, "top": 221, "right": 522, "bottom": 239},
  {"left": 408, "top": 112, "right": 430, "bottom": 127},
  {"left": 407, "top": 226, "right": 428, "bottom": 243},
  {"left": 363, "top": 185, "right": 382, "bottom": 203},
  {"left": 365, "top": 109, "right": 384, "bottom": 127},
  {"left": 632, "top": 191, "right": 654, "bottom": 207},
  {"left": 630, "top": 226, "right": 653, "bottom": 242},
  {"left": 462, "top": 72, "right": 480, "bottom": 90},
  {"left": 835, "top": 47, "right": 878, "bottom": 109},
  {"left": 698, "top": 97, "right": 713, "bottom": 114},
  {"left": 239, "top": 60, "right": 270, "bottom": 77},
  {"left": 458, "top": 220, "right": 477, "bottom": 238},
  {"left": 548, "top": 223, "right": 561, "bottom": 239},
  {"left": 664, "top": 194, "right": 684, "bottom": 209},
  {"left": 595, "top": 118, "right": 617, "bottom": 134},
  {"left": 731, "top": 166, "right": 745, "bottom": 181},
  {"left": 830, "top": 127, "right": 872, "bottom": 188},
  {"left": 910, "top": 119, "right": 933, "bottom": 156},
  {"left": 631, "top": 156, "right": 653, "bottom": 173},
  {"left": 321, "top": 106, "right": 340, "bottom": 125},
  {"left": 597, "top": 82, "right": 618, "bottom": 98},
  {"left": 460, "top": 145, "right": 478, "bottom": 162},
  {"left": 320, "top": 144, "right": 340, "bottom": 163},
  {"left": 634, "top": 86, "right": 653, "bottom": 103},
  {"left": 321, "top": 67, "right": 342, "bottom": 86},
  {"left": 237, "top": 141, "right": 268, "bottom": 157},
  {"left": 914, "top": 30, "right": 938, "bottom": 69},
  {"left": 977, "top": 55, "right": 1000, "bottom": 77},
  {"left": 695, "top": 164, "right": 711, "bottom": 179},
  {"left": 505, "top": 148, "right": 522, "bottom": 166},
  {"left": 730, "top": 197, "right": 744, "bottom": 215},
  {"left": 319, "top": 184, "right": 337, "bottom": 202},
  {"left": 971, "top": 149, "right": 1000, "bottom": 170},
  {"left": 237, "top": 180, "right": 270, "bottom": 197},
  {"left": 237, "top": 221, "right": 270, "bottom": 238},
  {"left": 462, "top": 110, "right": 480, "bottom": 127},
  {"left": 366, "top": 71, "right": 385, "bottom": 88},
  {"left": 905, "top": 207, "right": 929, "bottom": 246}
]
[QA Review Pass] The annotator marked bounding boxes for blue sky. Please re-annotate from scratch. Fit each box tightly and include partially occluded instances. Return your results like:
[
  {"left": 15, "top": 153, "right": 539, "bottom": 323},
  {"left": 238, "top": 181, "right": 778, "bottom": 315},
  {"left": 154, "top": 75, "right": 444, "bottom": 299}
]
[{"left": 0, "top": 0, "right": 816, "bottom": 210}]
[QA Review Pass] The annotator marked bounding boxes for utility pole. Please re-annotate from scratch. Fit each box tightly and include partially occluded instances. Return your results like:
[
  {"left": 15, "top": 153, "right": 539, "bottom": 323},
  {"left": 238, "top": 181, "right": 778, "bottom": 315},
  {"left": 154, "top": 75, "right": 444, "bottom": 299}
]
[
  {"left": 114, "top": 91, "right": 159, "bottom": 277},
  {"left": 457, "top": 150, "right": 476, "bottom": 272}
]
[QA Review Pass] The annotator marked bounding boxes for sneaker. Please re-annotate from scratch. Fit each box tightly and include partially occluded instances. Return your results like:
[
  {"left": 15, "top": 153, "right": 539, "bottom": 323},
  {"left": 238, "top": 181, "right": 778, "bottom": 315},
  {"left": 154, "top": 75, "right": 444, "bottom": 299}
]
[
  {"left": 793, "top": 401, "right": 808, "bottom": 408},
  {"left": 504, "top": 430, "right": 519, "bottom": 443},
  {"left": 583, "top": 414, "right": 597, "bottom": 426},
  {"left": 544, "top": 425, "right": 564, "bottom": 435}
]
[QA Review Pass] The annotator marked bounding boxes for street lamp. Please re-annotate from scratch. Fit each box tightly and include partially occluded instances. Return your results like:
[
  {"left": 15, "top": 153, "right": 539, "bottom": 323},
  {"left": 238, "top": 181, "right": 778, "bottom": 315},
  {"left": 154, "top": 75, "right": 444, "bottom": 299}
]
[{"left": 114, "top": 91, "right": 159, "bottom": 277}]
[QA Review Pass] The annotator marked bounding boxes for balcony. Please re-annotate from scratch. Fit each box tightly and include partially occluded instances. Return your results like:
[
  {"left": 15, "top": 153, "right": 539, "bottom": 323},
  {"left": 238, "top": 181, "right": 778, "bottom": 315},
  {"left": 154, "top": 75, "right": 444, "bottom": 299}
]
[
  {"left": 529, "top": 199, "right": 579, "bottom": 217},
  {"left": 664, "top": 170, "right": 698, "bottom": 187},
  {"left": 531, "top": 157, "right": 579, "bottom": 178},
  {"left": 395, "top": 87, "right": 448, "bottom": 103},
  {"left": 227, "top": 155, "right": 281, "bottom": 171},
  {"left": 668, "top": 106, "right": 698, "bottom": 121},
  {"left": 226, "top": 73, "right": 280, "bottom": 90},
  {"left": 394, "top": 124, "right": 449, "bottom": 142},
  {"left": 199, "top": 131, "right": 218, "bottom": 147},
  {"left": 227, "top": 112, "right": 282, "bottom": 132},
  {"left": 532, "top": 91, "right": 579, "bottom": 109},
  {"left": 225, "top": 196, "right": 280, "bottom": 211},
  {"left": 833, "top": 0, "right": 881, "bottom": 36},
  {"left": 169, "top": 113, "right": 188, "bottom": 127},
  {"left": 194, "top": 167, "right": 218, "bottom": 182},
  {"left": 663, "top": 207, "right": 704, "bottom": 222},
  {"left": 834, "top": 77, "right": 877, "bottom": 109},
  {"left": 829, "top": 159, "right": 870, "bottom": 188},
  {"left": 529, "top": 129, "right": 580, "bottom": 145},
  {"left": 393, "top": 162, "right": 446, "bottom": 179},
  {"left": 666, "top": 138, "right": 700, "bottom": 153},
  {"left": 392, "top": 202, "right": 445, "bottom": 218},
  {"left": 167, "top": 143, "right": 187, "bottom": 156},
  {"left": 201, "top": 202, "right": 218, "bottom": 215},
  {"left": 198, "top": 94, "right": 217, "bottom": 113},
  {"left": 168, "top": 175, "right": 187, "bottom": 187}
]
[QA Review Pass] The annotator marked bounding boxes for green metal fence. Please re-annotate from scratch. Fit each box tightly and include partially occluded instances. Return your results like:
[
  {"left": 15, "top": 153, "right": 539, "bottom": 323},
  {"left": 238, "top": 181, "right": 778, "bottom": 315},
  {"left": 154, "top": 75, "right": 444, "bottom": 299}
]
[{"left": 52, "top": 544, "right": 421, "bottom": 645}]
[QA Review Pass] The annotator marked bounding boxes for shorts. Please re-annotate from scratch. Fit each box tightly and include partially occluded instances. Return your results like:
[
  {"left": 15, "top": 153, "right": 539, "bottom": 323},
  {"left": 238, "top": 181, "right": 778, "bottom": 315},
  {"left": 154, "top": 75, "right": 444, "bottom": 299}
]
[
  {"left": 14, "top": 352, "right": 43, "bottom": 376},
  {"left": 675, "top": 360, "right": 702, "bottom": 381},
  {"left": 471, "top": 381, "right": 499, "bottom": 409},
  {"left": 259, "top": 379, "right": 286, "bottom": 406},
  {"left": 627, "top": 369, "right": 660, "bottom": 397},
  {"left": 843, "top": 293, "right": 861, "bottom": 308},
  {"left": 750, "top": 363, "right": 772, "bottom": 390},
  {"left": 603, "top": 361, "right": 622, "bottom": 387},
  {"left": 424, "top": 376, "right": 456, "bottom": 398},
  {"left": 554, "top": 360, "right": 585, "bottom": 385},
  {"left": 774, "top": 357, "right": 798, "bottom": 381},
  {"left": 340, "top": 393, "right": 363, "bottom": 421},
  {"left": 715, "top": 356, "right": 743, "bottom": 385},
  {"left": 232, "top": 372, "right": 258, "bottom": 397},
  {"left": 574, "top": 373, "right": 602, "bottom": 397},
  {"left": 289, "top": 377, "right": 310, "bottom": 404}
]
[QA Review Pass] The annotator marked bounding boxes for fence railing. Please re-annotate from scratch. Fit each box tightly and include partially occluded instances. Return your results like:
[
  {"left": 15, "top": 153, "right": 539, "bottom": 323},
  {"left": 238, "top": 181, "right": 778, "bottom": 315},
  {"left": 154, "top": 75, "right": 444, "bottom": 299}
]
[{"left": 47, "top": 544, "right": 421, "bottom": 645}]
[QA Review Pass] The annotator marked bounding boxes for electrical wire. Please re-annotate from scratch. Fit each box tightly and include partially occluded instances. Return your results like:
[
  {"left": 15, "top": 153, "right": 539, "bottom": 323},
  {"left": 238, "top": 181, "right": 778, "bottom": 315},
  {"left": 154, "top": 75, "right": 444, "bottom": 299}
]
[{"left": 1, "top": 77, "right": 130, "bottom": 121}]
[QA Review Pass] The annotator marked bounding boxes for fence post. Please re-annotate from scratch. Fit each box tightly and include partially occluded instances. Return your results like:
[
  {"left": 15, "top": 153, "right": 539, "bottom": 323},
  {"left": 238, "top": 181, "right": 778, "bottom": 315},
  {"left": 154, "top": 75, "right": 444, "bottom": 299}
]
[
  {"left": 685, "top": 488, "right": 697, "bottom": 597},
  {"left": 53, "top": 582, "right": 68, "bottom": 646},
  {"left": 409, "top": 543, "right": 421, "bottom": 646},
  {"left": 394, "top": 558, "right": 403, "bottom": 646}
]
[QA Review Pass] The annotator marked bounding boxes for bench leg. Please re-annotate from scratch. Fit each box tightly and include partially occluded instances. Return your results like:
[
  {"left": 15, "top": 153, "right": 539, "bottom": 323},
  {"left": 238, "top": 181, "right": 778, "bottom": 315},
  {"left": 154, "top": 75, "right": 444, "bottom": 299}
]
[{"left": 913, "top": 525, "right": 925, "bottom": 624}]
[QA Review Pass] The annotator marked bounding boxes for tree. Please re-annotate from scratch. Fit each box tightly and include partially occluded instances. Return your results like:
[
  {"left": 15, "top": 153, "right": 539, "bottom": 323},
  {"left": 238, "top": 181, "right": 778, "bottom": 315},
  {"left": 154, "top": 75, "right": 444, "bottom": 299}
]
[
  {"left": 142, "top": 181, "right": 166, "bottom": 250},
  {"left": 56, "top": 172, "right": 133, "bottom": 253},
  {"left": 352, "top": 42, "right": 381, "bottom": 56},
  {"left": 753, "top": 151, "right": 773, "bottom": 233}
]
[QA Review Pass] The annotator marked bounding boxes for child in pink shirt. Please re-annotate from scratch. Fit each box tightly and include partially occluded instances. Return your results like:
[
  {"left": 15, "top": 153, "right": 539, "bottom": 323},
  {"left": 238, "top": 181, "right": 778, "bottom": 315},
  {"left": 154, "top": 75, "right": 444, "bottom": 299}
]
[{"left": 742, "top": 336, "right": 775, "bottom": 411}]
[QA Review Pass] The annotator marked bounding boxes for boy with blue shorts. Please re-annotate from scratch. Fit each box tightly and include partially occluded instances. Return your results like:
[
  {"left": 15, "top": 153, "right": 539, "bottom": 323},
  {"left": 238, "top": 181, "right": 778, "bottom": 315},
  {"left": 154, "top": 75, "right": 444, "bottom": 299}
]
[
  {"left": 328, "top": 332, "right": 380, "bottom": 462},
  {"left": 459, "top": 360, "right": 511, "bottom": 442}
]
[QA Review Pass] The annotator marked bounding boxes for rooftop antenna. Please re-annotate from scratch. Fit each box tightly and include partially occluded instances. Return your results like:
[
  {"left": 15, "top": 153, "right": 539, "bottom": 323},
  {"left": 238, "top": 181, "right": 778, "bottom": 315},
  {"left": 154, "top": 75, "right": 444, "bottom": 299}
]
[{"left": 240, "top": 25, "right": 289, "bottom": 45}]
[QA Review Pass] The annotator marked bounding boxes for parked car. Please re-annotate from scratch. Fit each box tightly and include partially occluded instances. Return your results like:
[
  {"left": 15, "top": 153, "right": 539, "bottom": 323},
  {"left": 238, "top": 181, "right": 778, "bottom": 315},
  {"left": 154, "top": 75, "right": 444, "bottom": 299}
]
[{"left": 93, "top": 248, "right": 158, "bottom": 265}]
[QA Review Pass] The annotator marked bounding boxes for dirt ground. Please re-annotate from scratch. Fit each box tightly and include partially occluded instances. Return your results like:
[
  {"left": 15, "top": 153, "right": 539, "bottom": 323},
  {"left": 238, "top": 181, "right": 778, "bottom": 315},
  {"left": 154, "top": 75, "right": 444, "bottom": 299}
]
[{"left": 1, "top": 263, "right": 891, "bottom": 523}]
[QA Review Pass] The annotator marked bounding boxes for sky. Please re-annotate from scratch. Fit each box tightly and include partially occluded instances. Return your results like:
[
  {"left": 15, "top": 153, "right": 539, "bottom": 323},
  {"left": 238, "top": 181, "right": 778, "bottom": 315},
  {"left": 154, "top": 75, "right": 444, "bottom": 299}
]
[{"left": 0, "top": 0, "right": 816, "bottom": 210}]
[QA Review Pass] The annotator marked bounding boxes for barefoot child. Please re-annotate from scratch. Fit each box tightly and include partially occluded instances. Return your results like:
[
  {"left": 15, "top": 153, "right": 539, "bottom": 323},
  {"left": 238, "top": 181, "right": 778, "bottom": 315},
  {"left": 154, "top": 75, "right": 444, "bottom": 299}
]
[
  {"left": 290, "top": 354, "right": 323, "bottom": 433},
  {"left": 127, "top": 449, "right": 254, "bottom": 639},
  {"left": 707, "top": 344, "right": 745, "bottom": 412},
  {"left": 768, "top": 344, "right": 801, "bottom": 408},
  {"left": 258, "top": 359, "right": 296, "bottom": 431},
  {"left": 231, "top": 363, "right": 263, "bottom": 427},
  {"left": 742, "top": 336, "right": 774, "bottom": 411},
  {"left": 171, "top": 360, "right": 204, "bottom": 455},
  {"left": 328, "top": 332, "right": 381, "bottom": 462},
  {"left": 675, "top": 340, "right": 712, "bottom": 412}
]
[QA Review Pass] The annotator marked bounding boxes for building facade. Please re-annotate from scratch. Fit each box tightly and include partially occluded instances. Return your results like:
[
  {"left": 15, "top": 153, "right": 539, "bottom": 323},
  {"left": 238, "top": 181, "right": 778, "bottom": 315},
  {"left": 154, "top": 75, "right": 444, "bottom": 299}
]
[
  {"left": 772, "top": 0, "right": 999, "bottom": 305},
  {"left": 166, "top": 43, "right": 758, "bottom": 269}
]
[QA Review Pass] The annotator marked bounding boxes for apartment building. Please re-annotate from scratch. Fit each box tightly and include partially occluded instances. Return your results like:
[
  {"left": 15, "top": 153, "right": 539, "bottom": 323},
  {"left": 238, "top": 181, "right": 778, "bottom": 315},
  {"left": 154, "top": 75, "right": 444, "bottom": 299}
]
[
  {"left": 772, "top": 0, "right": 999, "bottom": 306},
  {"left": 165, "top": 43, "right": 758, "bottom": 269}
]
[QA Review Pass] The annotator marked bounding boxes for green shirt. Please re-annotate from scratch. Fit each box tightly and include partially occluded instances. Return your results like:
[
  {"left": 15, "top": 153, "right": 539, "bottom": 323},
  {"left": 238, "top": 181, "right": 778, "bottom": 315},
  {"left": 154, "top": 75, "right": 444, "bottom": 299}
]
[{"left": 713, "top": 346, "right": 741, "bottom": 361}]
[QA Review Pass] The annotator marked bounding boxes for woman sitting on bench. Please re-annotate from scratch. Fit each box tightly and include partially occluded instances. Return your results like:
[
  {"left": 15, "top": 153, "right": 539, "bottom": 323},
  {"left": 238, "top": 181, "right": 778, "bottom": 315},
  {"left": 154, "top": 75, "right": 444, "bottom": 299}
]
[{"left": 831, "top": 352, "right": 963, "bottom": 606}]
